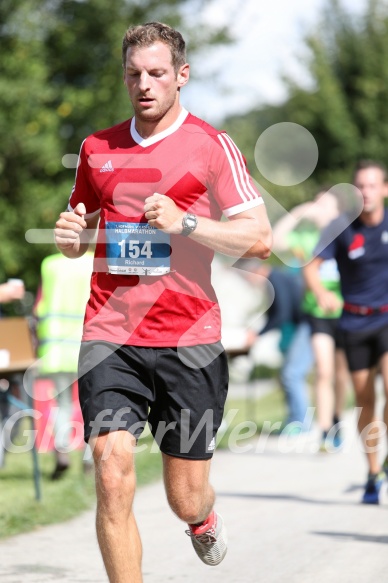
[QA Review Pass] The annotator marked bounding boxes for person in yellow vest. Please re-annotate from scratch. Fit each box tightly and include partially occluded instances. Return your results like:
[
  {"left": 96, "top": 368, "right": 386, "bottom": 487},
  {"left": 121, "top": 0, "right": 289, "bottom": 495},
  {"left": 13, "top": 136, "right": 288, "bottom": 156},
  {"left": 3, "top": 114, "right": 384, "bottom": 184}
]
[{"left": 34, "top": 252, "right": 93, "bottom": 479}]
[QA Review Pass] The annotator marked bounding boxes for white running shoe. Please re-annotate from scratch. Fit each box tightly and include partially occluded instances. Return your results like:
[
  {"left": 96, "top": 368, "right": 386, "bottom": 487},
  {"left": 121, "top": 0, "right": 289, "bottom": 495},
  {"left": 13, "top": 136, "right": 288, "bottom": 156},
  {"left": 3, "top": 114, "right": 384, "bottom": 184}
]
[{"left": 186, "top": 510, "right": 227, "bottom": 566}]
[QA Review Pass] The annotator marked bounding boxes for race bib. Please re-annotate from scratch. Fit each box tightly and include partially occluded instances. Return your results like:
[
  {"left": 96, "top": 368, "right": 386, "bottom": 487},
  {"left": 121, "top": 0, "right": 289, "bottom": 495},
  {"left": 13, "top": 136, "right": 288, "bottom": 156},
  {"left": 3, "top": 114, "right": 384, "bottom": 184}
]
[{"left": 106, "top": 222, "right": 171, "bottom": 276}]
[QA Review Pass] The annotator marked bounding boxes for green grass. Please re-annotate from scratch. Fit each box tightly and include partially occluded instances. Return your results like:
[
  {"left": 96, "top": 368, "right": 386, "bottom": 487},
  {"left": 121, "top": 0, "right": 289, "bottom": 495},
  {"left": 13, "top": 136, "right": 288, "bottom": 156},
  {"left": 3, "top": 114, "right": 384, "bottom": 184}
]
[
  {"left": 0, "top": 437, "right": 162, "bottom": 540},
  {"left": 0, "top": 450, "right": 96, "bottom": 539},
  {"left": 217, "top": 386, "right": 287, "bottom": 449}
]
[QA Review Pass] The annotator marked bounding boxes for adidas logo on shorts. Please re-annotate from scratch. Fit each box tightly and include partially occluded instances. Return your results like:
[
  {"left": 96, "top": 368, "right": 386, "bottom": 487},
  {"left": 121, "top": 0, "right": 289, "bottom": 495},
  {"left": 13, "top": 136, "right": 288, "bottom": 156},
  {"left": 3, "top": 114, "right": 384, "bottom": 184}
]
[{"left": 207, "top": 437, "right": 216, "bottom": 452}]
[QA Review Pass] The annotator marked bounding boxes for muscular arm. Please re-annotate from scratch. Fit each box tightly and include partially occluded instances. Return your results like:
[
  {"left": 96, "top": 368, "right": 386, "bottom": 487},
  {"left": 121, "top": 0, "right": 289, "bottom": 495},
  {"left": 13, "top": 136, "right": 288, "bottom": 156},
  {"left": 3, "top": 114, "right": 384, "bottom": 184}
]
[
  {"left": 192, "top": 204, "right": 271, "bottom": 258},
  {"left": 144, "top": 194, "right": 272, "bottom": 259},
  {"left": 54, "top": 203, "right": 100, "bottom": 258}
]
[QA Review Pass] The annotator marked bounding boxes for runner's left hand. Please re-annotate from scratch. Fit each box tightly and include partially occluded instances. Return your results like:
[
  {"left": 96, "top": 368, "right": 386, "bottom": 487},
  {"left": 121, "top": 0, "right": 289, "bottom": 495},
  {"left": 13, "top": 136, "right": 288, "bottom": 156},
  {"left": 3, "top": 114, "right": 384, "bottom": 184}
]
[{"left": 144, "top": 193, "right": 185, "bottom": 234}]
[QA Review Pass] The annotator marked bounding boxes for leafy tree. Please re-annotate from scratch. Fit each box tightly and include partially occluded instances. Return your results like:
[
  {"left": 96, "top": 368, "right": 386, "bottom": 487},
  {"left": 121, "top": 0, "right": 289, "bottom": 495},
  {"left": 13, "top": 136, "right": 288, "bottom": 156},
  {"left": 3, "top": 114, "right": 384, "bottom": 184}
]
[
  {"left": 0, "top": 0, "right": 63, "bottom": 292},
  {"left": 284, "top": 0, "right": 388, "bottom": 185},
  {"left": 0, "top": 0, "right": 229, "bottom": 299},
  {"left": 224, "top": 0, "right": 388, "bottom": 210}
]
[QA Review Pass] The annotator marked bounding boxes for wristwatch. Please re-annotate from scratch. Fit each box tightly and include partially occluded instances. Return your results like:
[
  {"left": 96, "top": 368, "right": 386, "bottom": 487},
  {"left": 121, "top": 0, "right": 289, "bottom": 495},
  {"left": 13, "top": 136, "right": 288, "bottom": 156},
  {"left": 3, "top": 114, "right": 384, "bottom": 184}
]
[{"left": 181, "top": 213, "right": 198, "bottom": 236}]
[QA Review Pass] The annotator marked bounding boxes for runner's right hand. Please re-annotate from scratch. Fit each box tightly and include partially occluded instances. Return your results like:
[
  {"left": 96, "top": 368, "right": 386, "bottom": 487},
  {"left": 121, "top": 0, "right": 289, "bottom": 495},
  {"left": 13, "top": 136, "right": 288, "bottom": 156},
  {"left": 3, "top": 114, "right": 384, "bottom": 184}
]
[
  {"left": 54, "top": 203, "right": 87, "bottom": 251},
  {"left": 316, "top": 289, "right": 343, "bottom": 313}
]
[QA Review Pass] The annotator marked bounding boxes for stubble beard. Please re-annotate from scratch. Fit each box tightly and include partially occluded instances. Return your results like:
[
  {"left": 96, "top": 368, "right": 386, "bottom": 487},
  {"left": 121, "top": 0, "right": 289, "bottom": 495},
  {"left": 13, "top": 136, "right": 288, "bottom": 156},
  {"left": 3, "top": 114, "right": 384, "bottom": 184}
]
[{"left": 132, "top": 93, "right": 177, "bottom": 125}]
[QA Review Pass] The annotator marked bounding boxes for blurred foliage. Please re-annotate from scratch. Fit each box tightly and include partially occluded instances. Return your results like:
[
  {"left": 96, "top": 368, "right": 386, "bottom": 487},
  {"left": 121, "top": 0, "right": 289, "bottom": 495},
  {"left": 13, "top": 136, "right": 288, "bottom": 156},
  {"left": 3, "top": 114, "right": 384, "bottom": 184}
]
[
  {"left": 224, "top": 0, "right": 388, "bottom": 211},
  {"left": 0, "top": 0, "right": 230, "bottom": 297}
]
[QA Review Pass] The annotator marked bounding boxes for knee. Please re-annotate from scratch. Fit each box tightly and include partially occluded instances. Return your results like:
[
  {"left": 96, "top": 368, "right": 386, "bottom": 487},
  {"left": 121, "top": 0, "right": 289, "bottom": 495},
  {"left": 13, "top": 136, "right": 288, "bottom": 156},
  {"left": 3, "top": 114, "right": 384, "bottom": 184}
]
[
  {"left": 280, "top": 370, "right": 306, "bottom": 394},
  {"left": 280, "top": 366, "right": 301, "bottom": 387},
  {"left": 95, "top": 462, "right": 136, "bottom": 523},
  {"left": 96, "top": 461, "right": 135, "bottom": 497},
  {"left": 280, "top": 370, "right": 292, "bottom": 389},
  {"left": 166, "top": 484, "right": 213, "bottom": 524},
  {"left": 168, "top": 496, "right": 203, "bottom": 524},
  {"left": 92, "top": 440, "right": 136, "bottom": 505},
  {"left": 315, "top": 370, "right": 332, "bottom": 386}
]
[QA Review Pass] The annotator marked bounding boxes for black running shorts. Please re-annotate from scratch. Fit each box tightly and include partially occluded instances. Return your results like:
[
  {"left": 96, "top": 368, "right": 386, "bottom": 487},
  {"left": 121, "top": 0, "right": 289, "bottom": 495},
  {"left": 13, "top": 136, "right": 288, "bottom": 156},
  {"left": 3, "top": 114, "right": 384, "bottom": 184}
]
[
  {"left": 78, "top": 341, "right": 229, "bottom": 460},
  {"left": 341, "top": 324, "right": 388, "bottom": 371},
  {"left": 306, "top": 315, "right": 345, "bottom": 349}
]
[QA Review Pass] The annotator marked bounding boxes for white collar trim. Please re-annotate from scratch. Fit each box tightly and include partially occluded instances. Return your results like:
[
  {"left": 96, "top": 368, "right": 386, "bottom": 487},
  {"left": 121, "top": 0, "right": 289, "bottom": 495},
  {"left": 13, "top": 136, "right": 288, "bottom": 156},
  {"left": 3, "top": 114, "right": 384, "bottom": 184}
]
[{"left": 130, "top": 108, "right": 189, "bottom": 147}]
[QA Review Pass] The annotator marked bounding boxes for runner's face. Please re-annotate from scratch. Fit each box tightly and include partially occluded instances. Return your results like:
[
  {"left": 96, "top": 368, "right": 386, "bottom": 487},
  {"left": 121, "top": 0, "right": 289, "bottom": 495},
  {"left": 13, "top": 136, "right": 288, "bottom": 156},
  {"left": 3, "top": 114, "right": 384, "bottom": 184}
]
[
  {"left": 124, "top": 42, "right": 188, "bottom": 130},
  {"left": 354, "top": 167, "right": 387, "bottom": 213}
]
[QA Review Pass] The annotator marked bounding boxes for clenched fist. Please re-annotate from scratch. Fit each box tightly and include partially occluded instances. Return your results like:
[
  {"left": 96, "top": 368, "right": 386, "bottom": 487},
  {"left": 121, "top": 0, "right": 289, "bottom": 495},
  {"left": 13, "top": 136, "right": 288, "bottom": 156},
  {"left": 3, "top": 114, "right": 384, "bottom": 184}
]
[{"left": 144, "top": 193, "right": 184, "bottom": 234}]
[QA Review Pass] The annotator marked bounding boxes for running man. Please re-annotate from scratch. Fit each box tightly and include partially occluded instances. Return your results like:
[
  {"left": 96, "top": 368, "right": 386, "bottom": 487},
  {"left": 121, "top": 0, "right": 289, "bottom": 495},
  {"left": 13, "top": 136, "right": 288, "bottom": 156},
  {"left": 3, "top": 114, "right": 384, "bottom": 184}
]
[
  {"left": 304, "top": 160, "right": 388, "bottom": 504},
  {"left": 273, "top": 190, "right": 349, "bottom": 446},
  {"left": 54, "top": 22, "right": 271, "bottom": 583}
]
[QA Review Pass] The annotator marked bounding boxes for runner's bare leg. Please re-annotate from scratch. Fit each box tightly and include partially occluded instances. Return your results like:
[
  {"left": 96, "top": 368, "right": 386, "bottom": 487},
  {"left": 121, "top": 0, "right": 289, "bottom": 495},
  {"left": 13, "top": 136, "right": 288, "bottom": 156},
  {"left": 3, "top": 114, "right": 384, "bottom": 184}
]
[
  {"left": 162, "top": 454, "right": 215, "bottom": 524},
  {"left": 92, "top": 431, "right": 143, "bottom": 583},
  {"left": 311, "top": 333, "right": 335, "bottom": 432},
  {"left": 334, "top": 348, "right": 349, "bottom": 422},
  {"left": 379, "top": 353, "right": 388, "bottom": 457},
  {"left": 351, "top": 367, "right": 380, "bottom": 474}
]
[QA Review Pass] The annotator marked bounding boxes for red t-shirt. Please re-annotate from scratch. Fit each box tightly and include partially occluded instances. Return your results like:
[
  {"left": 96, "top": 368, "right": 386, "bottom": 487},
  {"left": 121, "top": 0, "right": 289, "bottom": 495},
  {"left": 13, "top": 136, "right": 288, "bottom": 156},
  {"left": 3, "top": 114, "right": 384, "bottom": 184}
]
[{"left": 68, "top": 109, "right": 263, "bottom": 347}]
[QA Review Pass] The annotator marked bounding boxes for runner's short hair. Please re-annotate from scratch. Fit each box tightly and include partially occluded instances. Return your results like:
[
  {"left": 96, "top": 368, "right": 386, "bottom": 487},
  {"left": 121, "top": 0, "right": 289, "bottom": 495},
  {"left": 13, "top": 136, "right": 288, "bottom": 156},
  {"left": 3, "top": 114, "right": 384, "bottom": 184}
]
[
  {"left": 353, "top": 159, "right": 388, "bottom": 182},
  {"left": 122, "top": 22, "right": 186, "bottom": 74}
]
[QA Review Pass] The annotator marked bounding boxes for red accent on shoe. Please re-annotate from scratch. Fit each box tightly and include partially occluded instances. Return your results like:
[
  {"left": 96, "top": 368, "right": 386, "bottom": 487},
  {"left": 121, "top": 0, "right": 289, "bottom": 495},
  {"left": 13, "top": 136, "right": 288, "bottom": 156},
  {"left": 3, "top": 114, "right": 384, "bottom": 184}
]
[{"left": 189, "top": 510, "right": 217, "bottom": 536}]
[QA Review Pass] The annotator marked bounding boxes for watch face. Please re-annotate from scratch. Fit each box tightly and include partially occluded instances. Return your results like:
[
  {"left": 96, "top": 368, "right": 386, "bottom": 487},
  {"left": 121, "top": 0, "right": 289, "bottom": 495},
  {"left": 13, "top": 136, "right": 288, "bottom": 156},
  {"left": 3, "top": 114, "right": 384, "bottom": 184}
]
[{"left": 182, "top": 213, "right": 197, "bottom": 235}]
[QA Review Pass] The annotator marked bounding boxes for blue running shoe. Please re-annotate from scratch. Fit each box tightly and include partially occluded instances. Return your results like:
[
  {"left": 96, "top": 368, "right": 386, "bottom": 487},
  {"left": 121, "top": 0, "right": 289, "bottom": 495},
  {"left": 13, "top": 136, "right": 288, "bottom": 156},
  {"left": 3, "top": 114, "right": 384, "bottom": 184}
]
[
  {"left": 319, "top": 429, "right": 343, "bottom": 452},
  {"left": 332, "top": 428, "right": 343, "bottom": 449},
  {"left": 362, "top": 472, "right": 386, "bottom": 504}
]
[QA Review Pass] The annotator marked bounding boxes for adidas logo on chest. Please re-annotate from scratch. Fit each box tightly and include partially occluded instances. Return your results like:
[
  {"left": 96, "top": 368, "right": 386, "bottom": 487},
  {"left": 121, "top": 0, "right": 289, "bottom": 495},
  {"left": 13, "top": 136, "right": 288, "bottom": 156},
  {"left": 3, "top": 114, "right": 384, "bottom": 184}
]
[{"left": 100, "top": 160, "right": 114, "bottom": 173}]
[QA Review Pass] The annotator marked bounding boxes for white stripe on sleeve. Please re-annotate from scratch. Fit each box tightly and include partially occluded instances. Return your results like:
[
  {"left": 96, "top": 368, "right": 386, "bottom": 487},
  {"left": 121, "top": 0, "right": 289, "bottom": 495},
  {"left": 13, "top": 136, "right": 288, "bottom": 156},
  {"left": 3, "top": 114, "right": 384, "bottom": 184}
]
[
  {"left": 222, "top": 134, "right": 260, "bottom": 200},
  {"left": 217, "top": 133, "right": 261, "bottom": 204}
]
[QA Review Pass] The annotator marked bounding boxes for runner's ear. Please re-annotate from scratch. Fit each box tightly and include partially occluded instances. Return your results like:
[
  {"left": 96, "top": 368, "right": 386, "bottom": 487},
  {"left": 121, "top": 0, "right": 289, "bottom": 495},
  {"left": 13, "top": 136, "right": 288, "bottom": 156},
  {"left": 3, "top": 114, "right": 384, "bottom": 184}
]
[{"left": 177, "top": 63, "right": 189, "bottom": 88}]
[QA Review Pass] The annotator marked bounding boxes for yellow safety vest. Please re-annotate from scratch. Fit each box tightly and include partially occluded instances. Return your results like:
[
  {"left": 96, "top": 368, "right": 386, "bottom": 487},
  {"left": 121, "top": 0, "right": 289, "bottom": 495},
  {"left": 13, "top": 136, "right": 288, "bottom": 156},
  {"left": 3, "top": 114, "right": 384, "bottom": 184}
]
[{"left": 35, "top": 252, "right": 93, "bottom": 374}]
